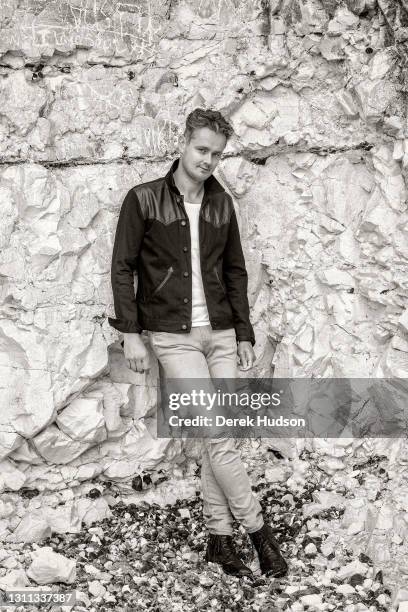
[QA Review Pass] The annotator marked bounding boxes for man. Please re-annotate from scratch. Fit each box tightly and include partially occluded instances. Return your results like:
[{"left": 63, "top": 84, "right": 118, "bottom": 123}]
[{"left": 108, "top": 108, "right": 288, "bottom": 578}]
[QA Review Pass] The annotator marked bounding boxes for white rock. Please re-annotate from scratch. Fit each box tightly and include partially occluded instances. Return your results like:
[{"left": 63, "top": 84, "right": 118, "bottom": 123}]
[
  {"left": 285, "top": 585, "right": 300, "bottom": 594},
  {"left": 0, "top": 321, "right": 55, "bottom": 442},
  {"left": 1, "top": 556, "right": 18, "bottom": 569},
  {"left": 347, "top": 521, "right": 364, "bottom": 535},
  {"left": 336, "top": 584, "right": 355, "bottom": 595},
  {"left": 375, "top": 503, "right": 394, "bottom": 530},
  {"left": 27, "top": 547, "right": 76, "bottom": 584},
  {"left": 0, "top": 430, "right": 22, "bottom": 462},
  {"left": 0, "top": 568, "right": 30, "bottom": 590},
  {"left": 305, "top": 543, "right": 317, "bottom": 555},
  {"left": 300, "top": 593, "right": 323, "bottom": 609},
  {"left": 289, "top": 602, "right": 304, "bottom": 612},
  {"left": 313, "top": 490, "right": 346, "bottom": 508},
  {"left": 88, "top": 580, "right": 106, "bottom": 597},
  {"left": 328, "top": 7, "right": 359, "bottom": 34},
  {"left": 75, "top": 463, "right": 102, "bottom": 482},
  {"left": 0, "top": 500, "right": 14, "bottom": 519},
  {"left": 32, "top": 424, "right": 91, "bottom": 465},
  {"left": 9, "top": 439, "right": 44, "bottom": 463},
  {"left": 75, "top": 497, "right": 111, "bottom": 526},
  {"left": 0, "top": 519, "right": 10, "bottom": 540},
  {"left": 56, "top": 396, "right": 107, "bottom": 443},
  {"left": 317, "top": 268, "right": 354, "bottom": 288},
  {"left": 11, "top": 511, "right": 51, "bottom": 543},
  {"left": 342, "top": 498, "right": 368, "bottom": 531},
  {"left": 321, "top": 541, "right": 335, "bottom": 557},
  {"left": 76, "top": 590, "right": 92, "bottom": 607},
  {"left": 0, "top": 460, "right": 26, "bottom": 491},
  {"left": 199, "top": 574, "right": 213, "bottom": 586},
  {"left": 303, "top": 490, "right": 346, "bottom": 517},
  {"left": 45, "top": 503, "right": 82, "bottom": 534},
  {"left": 337, "top": 560, "right": 369, "bottom": 581},
  {"left": 264, "top": 465, "right": 289, "bottom": 483},
  {"left": 104, "top": 593, "right": 116, "bottom": 603},
  {"left": 178, "top": 508, "right": 191, "bottom": 519},
  {"left": 399, "top": 310, "right": 408, "bottom": 334}
]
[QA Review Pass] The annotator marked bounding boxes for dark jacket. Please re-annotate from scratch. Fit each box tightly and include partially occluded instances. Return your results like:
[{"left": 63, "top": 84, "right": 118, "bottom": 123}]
[{"left": 108, "top": 157, "right": 255, "bottom": 346}]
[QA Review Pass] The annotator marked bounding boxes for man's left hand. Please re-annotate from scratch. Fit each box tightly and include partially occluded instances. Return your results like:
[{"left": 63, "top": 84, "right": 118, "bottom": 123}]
[{"left": 237, "top": 341, "right": 256, "bottom": 370}]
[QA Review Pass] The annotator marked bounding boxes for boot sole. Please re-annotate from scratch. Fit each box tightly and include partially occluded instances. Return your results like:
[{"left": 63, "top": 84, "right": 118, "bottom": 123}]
[
  {"left": 263, "top": 564, "right": 288, "bottom": 578},
  {"left": 205, "top": 555, "right": 253, "bottom": 578}
]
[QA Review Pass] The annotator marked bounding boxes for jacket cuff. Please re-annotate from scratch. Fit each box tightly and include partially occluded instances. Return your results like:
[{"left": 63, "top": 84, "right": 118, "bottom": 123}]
[
  {"left": 236, "top": 334, "right": 256, "bottom": 347},
  {"left": 108, "top": 317, "right": 143, "bottom": 334}
]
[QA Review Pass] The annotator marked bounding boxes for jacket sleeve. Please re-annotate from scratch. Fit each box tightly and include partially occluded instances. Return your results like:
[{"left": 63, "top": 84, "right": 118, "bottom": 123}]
[
  {"left": 222, "top": 202, "right": 256, "bottom": 346},
  {"left": 108, "top": 188, "right": 145, "bottom": 335}
]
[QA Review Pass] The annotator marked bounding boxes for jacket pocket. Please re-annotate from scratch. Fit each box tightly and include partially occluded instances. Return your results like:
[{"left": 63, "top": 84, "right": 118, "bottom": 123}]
[
  {"left": 214, "top": 264, "right": 226, "bottom": 295},
  {"left": 149, "top": 266, "right": 174, "bottom": 301}
]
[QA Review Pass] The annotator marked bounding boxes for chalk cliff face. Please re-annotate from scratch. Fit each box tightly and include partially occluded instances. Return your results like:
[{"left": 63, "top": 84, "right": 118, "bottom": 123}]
[{"left": 0, "top": 0, "right": 407, "bottom": 567}]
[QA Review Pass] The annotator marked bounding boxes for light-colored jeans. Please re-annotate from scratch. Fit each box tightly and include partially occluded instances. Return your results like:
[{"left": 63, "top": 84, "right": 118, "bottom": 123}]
[{"left": 148, "top": 325, "right": 264, "bottom": 536}]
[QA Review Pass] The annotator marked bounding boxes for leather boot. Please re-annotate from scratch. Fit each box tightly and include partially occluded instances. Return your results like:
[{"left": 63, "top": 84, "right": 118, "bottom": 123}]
[
  {"left": 205, "top": 534, "right": 253, "bottom": 577},
  {"left": 249, "top": 524, "right": 288, "bottom": 577}
]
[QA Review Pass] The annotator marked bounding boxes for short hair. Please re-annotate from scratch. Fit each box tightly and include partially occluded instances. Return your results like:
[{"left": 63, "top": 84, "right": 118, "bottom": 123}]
[{"left": 184, "top": 108, "right": 234, "bottom": 143}]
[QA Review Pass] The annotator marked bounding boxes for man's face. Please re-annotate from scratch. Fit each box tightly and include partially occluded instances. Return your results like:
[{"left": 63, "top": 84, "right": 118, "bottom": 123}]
[{"left": 180, "top": 127, "right": 227, "bottom": 182}]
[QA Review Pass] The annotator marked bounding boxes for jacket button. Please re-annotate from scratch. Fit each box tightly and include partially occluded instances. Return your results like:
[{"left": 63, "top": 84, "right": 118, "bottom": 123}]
[
  {"left": 181, "top": 220, "right": 186, "bottom": 226},
  {"left": 183, "top": 246, "right": 188, "bottom": 252},
  {"left": 183, "top": 297, "right": 189, "bottom": 303},
  {"left": 183, "top": 271, "right": 189, "bottom": 277},
  {"left": 181, "top": 324, "right": 187, "bottom": 330}
]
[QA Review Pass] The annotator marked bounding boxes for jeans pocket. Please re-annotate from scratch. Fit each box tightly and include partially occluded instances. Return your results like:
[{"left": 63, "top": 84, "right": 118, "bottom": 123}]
[
  {"left": 148, "top": 331, "right": 172, "bottom": 350},
  {"left": 147, "top": 331, "right": 160, "bottom": 348},
  {"left": 214, "top": 327, "right": 236, "bottom": 340}
]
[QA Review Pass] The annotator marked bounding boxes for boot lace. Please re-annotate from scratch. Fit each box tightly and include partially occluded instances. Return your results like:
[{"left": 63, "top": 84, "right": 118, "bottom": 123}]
[
  {"left": 213, "top": 535, "right": 236, "bottom": 561},
  {"left": 253, "top": 527, "right": 282, "bottom": 562}
]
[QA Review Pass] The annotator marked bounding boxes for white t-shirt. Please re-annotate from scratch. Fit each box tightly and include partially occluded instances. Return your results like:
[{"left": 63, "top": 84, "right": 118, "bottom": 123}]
[{"left": 184, "top": 201, "right": 210, "bottom": 326}]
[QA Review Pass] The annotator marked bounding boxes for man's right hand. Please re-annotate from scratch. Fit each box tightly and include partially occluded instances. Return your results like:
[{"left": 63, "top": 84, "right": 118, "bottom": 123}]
[{"left": 123, "top": 333, "right": 150, "bottom": 373}]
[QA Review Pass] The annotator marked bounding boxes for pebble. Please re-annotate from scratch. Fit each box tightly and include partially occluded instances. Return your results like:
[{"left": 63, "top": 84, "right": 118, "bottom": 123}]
[
  {"left": 27, "top": 547, "right": 76, "bottom": 584},
  {"left": 305, "top": 542, "right": 318, "bottom": 556},
  {"left": 0, "top": 449, "right": 401, "bottom": 611},
  {"left": 104, "top": 594, "right": 116, "bottom": 603},
  {"left": 199, "top": 574, "right": 214, "bottom": 587},
  {"left": 285, "top": 585, "right": 300, "bottom": 594},
  {"left": 265, "top": 465, "right": 288, "bottom": 483},
  {"left": 178, "top": 508, "right": 191, "bottom": 519},
  {"left": 336, "top": 584, "right": 356, "bottom": 595},
  {"left": 300, "top": 593, "right": 323, "bottom": 609},
  {"left": 88, "top": 580, "right": 106, "bottom": 597},
  {"left": 0, "top": 556, "right": 18, "bottom": 569},
  {"left": 182, "top": 551, "right": 199, "bottom": 562},
  {"left": 337, "top": 560, "right": 369, "bottom": 581}
]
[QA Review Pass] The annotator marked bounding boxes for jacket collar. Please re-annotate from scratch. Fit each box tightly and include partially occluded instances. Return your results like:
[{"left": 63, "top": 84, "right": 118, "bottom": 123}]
[{"left": 164, "top": 157, "right": 225, "bottom": 196}]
